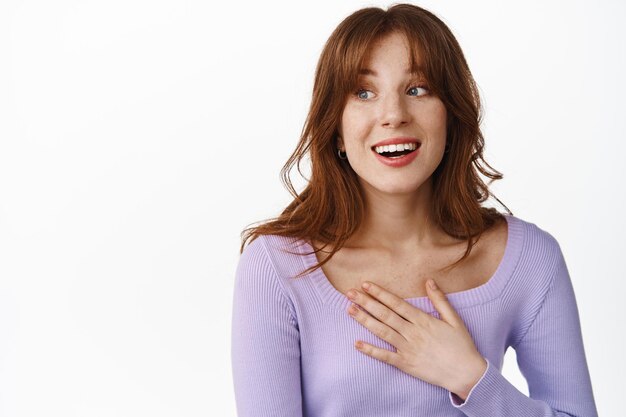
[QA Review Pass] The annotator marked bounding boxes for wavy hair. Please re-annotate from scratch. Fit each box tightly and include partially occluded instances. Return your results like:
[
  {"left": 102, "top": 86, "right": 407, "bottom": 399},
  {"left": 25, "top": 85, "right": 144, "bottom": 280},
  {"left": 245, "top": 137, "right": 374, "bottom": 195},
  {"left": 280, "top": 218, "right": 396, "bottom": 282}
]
[{"left": 239, "top": 3, "right": 512, "bottom": 278}]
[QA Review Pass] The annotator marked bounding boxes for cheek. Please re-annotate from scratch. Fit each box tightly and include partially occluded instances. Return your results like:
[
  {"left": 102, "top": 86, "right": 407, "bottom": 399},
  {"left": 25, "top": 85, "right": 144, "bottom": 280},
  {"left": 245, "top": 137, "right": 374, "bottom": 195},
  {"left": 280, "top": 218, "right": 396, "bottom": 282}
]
[
  {"left": 426, "top": 102, "right": 448, "bottom": 137},
  {"left": 433, "top": 100, "right": 447, "bottom": 124},
  {"left": 339, "top": 110, "right": 369, "bottom": 147},
  {"left": 340, "top": 108, "right": 359, "bottom": 132}
]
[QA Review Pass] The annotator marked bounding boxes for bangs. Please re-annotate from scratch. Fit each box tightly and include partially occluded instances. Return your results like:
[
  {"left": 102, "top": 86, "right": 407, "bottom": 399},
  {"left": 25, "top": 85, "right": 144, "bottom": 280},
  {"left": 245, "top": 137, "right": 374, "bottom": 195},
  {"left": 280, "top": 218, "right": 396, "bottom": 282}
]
[{"left": 340, "top": 27, "right": 434, "bottom": 97}]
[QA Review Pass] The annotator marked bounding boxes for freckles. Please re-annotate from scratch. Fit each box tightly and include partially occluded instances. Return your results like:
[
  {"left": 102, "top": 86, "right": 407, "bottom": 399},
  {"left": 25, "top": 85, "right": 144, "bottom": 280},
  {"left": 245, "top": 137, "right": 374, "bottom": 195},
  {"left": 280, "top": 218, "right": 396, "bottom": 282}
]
[
  {"left": 344, "top": 108, "right": 367, "bottom": 124},
  {"left": 436, "top": 100, "right": 448, "bottom": 121},
  {"left": 342, "top": 114, "right": 371, "bottom": 138},
  {"left": 421, "top": 101, "right": 447, "bottom": 132}
]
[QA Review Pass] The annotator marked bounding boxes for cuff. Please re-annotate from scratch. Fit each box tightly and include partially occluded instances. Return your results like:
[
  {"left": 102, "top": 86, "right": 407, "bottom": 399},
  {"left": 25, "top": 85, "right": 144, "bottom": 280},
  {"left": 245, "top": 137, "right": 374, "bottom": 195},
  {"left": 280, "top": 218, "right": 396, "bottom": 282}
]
[{"left": 448, "top": 357, "right": 491, "bottom": 408}]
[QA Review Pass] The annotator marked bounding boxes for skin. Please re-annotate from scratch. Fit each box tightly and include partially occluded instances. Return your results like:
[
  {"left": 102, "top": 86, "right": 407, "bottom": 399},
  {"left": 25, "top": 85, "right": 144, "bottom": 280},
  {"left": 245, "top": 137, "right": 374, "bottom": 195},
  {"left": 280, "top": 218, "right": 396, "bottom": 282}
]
[{"left": 336, "top": 31, "right": 488, "bottom": 401}]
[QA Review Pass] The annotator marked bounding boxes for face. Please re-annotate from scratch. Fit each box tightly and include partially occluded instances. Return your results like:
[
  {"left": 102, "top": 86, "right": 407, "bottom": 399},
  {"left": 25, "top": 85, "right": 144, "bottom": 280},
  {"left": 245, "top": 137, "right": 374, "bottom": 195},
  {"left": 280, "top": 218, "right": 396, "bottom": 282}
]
[{"left": 338, "top": 31, "right": 447, "bottom": 196}]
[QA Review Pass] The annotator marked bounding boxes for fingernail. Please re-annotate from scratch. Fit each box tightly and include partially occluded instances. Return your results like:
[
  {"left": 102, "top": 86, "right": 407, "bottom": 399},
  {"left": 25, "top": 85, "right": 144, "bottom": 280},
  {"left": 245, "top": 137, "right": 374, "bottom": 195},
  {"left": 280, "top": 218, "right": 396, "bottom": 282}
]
[
  {"left": 362, "top": 282, "right": 371, "bottom": 291},
  {"left": 428, "top": 279, "right": 438, "bottom": 290}
]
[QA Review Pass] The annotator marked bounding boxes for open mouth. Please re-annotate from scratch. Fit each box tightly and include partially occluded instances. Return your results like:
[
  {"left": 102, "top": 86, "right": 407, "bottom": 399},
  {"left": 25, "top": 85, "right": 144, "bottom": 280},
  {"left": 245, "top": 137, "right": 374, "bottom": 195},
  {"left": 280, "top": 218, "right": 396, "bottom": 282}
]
[{"left": 371, "top": 143, "right": 421, "bottom": 158}]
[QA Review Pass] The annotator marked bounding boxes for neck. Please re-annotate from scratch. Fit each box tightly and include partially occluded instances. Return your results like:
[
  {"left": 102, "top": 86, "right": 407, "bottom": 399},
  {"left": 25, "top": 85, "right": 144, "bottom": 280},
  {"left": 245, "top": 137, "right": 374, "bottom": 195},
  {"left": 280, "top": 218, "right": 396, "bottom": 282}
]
[{"left": 346, "top": 178, "right": 455, "bottom": 254}]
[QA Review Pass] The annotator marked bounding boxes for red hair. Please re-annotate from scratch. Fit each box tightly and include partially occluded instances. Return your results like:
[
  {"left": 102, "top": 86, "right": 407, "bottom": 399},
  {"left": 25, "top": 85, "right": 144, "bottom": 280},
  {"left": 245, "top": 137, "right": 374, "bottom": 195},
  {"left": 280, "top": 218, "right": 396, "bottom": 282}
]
[{"left": 240, "top": 3, "right": 512, "bottom": 278}]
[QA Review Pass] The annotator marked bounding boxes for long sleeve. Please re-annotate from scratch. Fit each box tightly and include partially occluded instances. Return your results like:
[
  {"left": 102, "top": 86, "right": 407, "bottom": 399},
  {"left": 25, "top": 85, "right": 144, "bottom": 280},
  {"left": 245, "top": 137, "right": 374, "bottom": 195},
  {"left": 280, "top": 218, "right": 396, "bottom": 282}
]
[
  {"left": 446, "top": 242, "right": 598, "bottom": 416},
  {"left": 230, "top": 236, "right": 303, "bottom": 417}
]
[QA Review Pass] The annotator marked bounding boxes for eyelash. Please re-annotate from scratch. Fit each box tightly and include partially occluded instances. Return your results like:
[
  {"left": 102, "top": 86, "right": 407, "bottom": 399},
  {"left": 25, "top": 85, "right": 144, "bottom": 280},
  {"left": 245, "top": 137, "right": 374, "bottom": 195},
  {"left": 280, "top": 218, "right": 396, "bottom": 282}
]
[{"left": 354, "top": 84, "right": 429, "bottom": 100}]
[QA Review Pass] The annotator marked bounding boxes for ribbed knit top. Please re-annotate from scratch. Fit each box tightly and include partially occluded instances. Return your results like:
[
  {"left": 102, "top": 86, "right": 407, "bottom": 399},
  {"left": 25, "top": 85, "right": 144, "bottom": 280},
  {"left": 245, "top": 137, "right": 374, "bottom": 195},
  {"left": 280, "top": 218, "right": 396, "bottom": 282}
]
[{"left": 230, "top": 214, "right": 598, "bottom": 416}]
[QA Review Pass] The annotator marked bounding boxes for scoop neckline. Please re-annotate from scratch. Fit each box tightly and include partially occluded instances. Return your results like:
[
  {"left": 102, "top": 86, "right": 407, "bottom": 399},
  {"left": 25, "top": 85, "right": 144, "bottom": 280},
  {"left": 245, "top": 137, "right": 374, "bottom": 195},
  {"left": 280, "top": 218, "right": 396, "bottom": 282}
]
[{"left": 299, "top": 213, "right": 524, "bottom": 311}]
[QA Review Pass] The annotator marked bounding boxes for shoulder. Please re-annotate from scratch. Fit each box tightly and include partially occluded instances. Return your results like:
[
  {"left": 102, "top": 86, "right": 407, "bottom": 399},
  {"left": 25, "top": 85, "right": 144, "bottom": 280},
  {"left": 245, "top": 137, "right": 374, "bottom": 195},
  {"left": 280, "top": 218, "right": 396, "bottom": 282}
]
[
  {"left": 242, "top": 234, "right": 305, "bottom": 267},
  {"left": 239, "top": 234, "right": 289, "bottom": 273},
  {"left": 237, "top": 234, "right": 297, "bottom": 285},
  {"left": 235, "top": 235, "right": 299, "bottom": 314},
  {"left": 238, "top": 233, "right": 308, "bottom": 287},
  {"left": 508, "top": 214, "right": 564, "bottom": 265},
  {"left": 504, "top": 214, "right": 569, "bottom": 295},
  {"left": 241, "top": 233, "right": 298, "bottom": 257}
]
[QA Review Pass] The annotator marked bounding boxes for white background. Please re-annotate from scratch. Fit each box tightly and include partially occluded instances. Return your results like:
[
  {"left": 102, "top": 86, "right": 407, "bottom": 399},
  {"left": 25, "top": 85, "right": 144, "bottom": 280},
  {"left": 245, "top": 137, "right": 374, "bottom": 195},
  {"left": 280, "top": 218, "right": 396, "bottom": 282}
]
[{"left": 0, "top": 0, "right": 623, "bottom": 416}]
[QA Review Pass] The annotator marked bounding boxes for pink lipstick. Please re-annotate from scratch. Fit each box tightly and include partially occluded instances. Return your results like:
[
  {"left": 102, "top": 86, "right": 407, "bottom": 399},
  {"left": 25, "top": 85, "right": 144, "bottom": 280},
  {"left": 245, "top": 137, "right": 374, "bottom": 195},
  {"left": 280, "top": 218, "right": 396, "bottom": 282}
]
[{"left": 371, "top": 137, "right": 421, "bottom": 168}]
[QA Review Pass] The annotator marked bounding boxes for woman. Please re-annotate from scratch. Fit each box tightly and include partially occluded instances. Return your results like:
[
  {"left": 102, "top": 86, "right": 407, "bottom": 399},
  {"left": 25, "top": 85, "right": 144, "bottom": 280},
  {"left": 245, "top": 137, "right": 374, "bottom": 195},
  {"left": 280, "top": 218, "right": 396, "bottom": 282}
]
[{"left": 231, "top": 4, "right": 597, "bottom": 416}]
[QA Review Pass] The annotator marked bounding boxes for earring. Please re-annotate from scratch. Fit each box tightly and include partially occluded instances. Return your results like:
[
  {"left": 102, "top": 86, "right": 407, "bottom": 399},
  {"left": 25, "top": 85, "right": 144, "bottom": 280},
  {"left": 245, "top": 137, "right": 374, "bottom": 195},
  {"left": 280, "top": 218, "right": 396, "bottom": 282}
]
[{"left": 336, "top": 135, "right": 347, "bottom": 160}]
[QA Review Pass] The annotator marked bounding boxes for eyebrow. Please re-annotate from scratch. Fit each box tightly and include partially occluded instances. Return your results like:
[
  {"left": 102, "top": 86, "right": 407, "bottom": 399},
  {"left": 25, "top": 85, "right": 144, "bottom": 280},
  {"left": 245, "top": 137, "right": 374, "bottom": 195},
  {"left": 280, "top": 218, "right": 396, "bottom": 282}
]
[{"left": 358, "top": 67, "right": 424, "bottom": 76}]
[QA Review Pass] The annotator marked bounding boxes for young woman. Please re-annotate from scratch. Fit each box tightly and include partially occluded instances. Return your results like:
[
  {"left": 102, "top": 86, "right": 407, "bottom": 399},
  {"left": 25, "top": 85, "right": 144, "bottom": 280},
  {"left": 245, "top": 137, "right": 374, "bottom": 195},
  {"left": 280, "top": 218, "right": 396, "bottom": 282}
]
[{"left": 231, "top": 4, "right": 598, "bottom": 416}]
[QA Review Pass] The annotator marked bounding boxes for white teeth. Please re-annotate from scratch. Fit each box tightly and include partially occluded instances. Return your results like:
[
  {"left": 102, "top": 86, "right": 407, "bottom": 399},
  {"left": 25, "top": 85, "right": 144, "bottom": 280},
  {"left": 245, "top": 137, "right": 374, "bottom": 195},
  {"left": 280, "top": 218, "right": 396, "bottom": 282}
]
[{"left": 374, "top": 142, "right": 417, "bottom": 154}]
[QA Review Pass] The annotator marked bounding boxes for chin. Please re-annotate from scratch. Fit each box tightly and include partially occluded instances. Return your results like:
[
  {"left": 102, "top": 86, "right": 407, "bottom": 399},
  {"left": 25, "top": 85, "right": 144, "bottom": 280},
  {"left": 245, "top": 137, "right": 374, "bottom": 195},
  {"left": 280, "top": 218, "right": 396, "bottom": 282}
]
[
  {"left": 363, "top": 179, "right": 427, "bottom": 195},
  {"left": 382, "top": 185, "right": 424, "bottom": 195}
]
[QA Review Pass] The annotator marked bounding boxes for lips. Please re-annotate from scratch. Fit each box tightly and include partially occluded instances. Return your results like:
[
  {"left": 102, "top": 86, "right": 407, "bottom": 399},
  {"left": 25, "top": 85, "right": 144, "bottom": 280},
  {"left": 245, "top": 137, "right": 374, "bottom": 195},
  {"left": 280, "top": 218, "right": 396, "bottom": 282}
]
[
  {"left": 372, "top": 145, "right": 420, "bottom": 167},
  {"left": 370, "top": 137, "right": 421, "bottom": 149}
]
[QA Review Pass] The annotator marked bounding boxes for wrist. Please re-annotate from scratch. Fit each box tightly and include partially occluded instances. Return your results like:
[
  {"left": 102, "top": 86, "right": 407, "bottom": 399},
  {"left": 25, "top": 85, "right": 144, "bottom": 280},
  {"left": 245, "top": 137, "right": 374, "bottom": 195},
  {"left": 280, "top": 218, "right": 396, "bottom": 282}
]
[{"left": 450, "top": 356, "right": 488, "bottom": 401}]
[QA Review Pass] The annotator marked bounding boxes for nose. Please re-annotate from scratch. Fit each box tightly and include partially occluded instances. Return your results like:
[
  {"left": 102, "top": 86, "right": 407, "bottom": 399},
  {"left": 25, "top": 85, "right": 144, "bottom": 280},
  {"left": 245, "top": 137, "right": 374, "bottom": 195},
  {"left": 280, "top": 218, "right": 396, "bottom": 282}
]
[{"left": 379, "top": 93, "right": 411, "bottom": 128}]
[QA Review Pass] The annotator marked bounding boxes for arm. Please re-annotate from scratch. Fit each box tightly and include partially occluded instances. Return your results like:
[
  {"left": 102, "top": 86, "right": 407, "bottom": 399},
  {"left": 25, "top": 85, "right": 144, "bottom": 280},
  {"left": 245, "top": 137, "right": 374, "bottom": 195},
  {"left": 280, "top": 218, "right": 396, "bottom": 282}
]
[
  {"left": 447, "top": 245, "right": 598, "bottom": 416},
  {"left": 231, "top": 237, "right": 303, "bottom": 417}
]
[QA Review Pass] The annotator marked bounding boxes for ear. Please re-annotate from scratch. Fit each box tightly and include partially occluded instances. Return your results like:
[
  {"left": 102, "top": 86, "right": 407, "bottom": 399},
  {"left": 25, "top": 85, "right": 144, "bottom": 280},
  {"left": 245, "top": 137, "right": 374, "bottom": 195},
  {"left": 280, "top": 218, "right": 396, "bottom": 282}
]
[{"left": 336, "top": 134, "right": 344, "bottom": 149}]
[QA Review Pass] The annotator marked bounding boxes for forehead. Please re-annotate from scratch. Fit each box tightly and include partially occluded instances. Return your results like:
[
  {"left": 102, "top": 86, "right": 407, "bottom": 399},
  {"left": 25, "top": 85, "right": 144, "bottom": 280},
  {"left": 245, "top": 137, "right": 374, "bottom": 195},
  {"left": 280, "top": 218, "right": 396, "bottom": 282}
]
[
  {"left": 358, "top": 33, "right": 425, "bottom": 77},
  {"left": 358, "top": 67, "right": 424, "bottom": 77}
]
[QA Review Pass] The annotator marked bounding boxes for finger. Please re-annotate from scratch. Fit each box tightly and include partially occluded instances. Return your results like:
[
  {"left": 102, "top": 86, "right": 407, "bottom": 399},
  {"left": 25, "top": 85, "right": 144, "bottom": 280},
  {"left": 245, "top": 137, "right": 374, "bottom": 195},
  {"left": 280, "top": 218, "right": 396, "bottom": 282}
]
[
  {"left": 348, "top": 301, "right": 406, "bottom": 347},
  {"left": 354, "top": 339, "right": 399, "bottom": 367},
  {"left": 348, "top": 288, "right": 411, "bottom": 336},
  {"left": 426, "top": 279, "right": 463, "bottom": 327},
  {"left": 360, "top": 281, "right": 431, "bottom": 326}
]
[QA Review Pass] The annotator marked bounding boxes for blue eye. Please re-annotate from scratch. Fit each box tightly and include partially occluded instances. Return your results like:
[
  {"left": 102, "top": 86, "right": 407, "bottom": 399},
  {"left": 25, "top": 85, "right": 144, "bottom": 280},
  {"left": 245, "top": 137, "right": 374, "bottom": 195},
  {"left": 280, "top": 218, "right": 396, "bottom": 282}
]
[
  {"left": 408, "top": 86, "right": 429, "bottom": 96},
  {"left": 355, "top": 89, "right": 373, "bottom": 100},
  {"left": 354, "top": 85, "right": 429, "bottom": 101}
]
